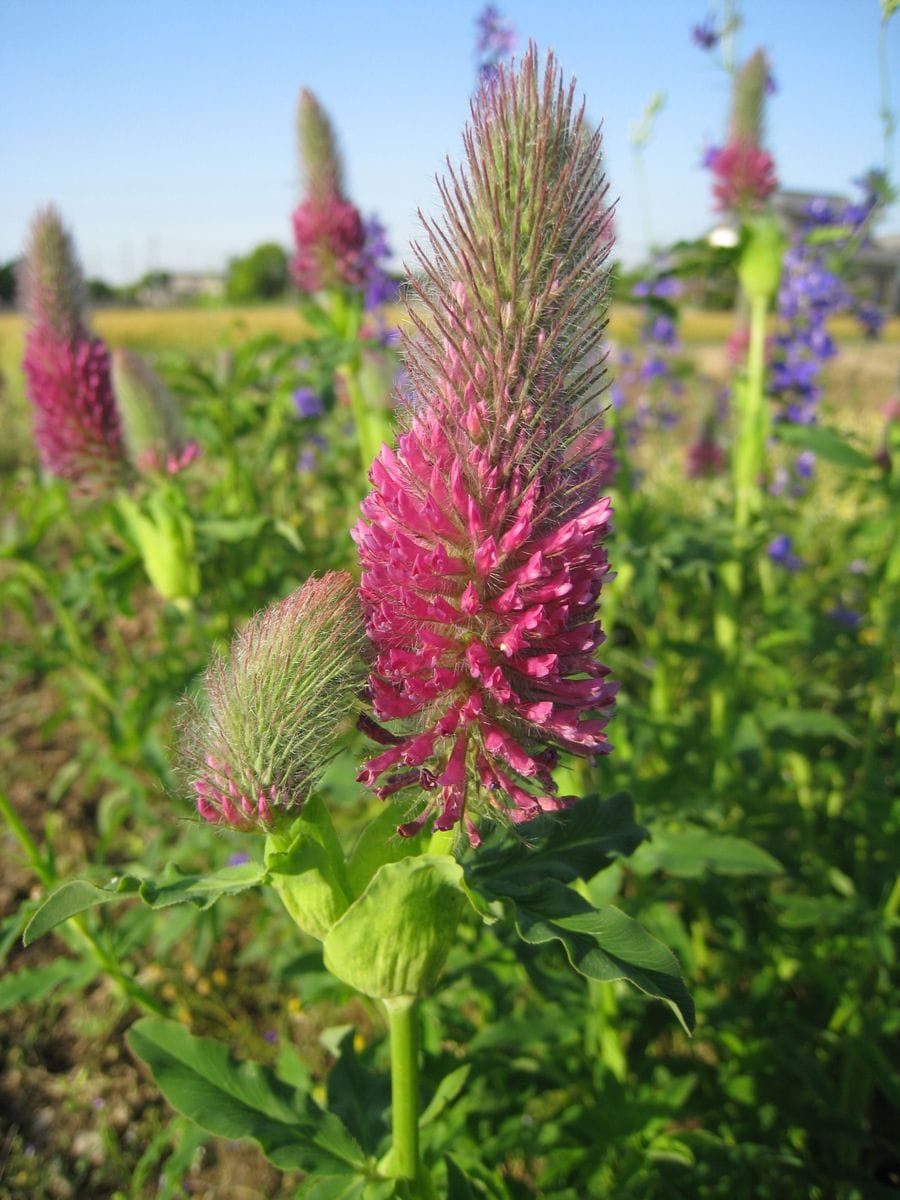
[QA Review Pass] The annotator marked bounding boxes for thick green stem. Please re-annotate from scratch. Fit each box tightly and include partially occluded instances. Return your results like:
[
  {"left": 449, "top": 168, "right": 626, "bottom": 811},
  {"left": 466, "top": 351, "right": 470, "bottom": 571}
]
[
  {"left": 337, "top": 357, "right": 391, "bottom": 483},
  {"left": 385, "top": 995, "right": 421, "bottom": 1187},
  {"left": 734, "top": 293, "right": 769, "bottom": 528}
]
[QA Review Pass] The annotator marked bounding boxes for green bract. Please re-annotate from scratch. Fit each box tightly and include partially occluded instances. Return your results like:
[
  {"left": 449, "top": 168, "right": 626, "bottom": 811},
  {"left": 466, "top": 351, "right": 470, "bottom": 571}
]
[{"left": 323, "top": 856, "right": 467, "bottom": 1000}]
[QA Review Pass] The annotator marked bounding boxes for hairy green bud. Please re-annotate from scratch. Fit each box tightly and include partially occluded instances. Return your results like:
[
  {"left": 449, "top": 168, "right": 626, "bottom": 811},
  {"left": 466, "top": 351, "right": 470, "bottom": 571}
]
[{"left": 185, "top": 573, "right": 368, "bottom": 831}]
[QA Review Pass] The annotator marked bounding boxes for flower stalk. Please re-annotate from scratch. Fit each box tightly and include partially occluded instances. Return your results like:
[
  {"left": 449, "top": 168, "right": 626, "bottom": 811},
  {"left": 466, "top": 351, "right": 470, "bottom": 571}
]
[{"left": 384, "top": 996, "right": 422, "bottom": 1188}]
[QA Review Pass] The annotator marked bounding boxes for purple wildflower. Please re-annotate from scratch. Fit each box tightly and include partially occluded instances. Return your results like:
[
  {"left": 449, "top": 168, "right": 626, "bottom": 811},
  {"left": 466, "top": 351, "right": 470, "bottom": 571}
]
[
  {"left": 293, "top": 386, "right": 323, "bottom": 418},
  {"left": 297, "top": 434, "right": 327, "bottom": 474},
  {"left": 359, "top": 216, "right": 397, "bottom": 311},
  {"left": 475, "top": 5, "right": 516, "bottom": 81},
  {"left": 767, "top": 534, "right": 803, "bottom": 570},
  {"left": 855, "top": 301, "right": 884, "bottom": 339},
  {"left": 827, "top": 604, "right": 862, "bottom": 630},
  {"left": 691, "top": 15, "right": 720, "bottom": 49}
]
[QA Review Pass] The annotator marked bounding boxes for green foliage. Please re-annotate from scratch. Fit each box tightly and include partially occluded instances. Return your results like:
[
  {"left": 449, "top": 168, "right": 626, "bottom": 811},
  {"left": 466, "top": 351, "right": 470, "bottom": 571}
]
[
  {"left": 225, "top": 241, "right": 288, "bottom": 302},
  {"left": 3, "top": 187, "right": 898, "bottom": 1199},
  {"left": 0, "top": 257, "right": 19, "bottom": 303},
  {"left": 126, "top": 1018, "right": 371, "bottom": 1174}
]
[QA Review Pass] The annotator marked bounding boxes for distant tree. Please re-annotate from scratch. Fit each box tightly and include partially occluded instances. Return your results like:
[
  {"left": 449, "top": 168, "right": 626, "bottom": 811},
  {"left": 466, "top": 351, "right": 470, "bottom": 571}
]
[
  {"left": 87, "top": 277, "right": 118, "bottom": 303},
  {"left": 226, "top": 243, "right": 288, "bottom": 302},
  {"left": 0, "top": 258, "right": 18, "bottom": 305},
  {"left": 138, "top": 269, "right": 173, "bottom": 290}
]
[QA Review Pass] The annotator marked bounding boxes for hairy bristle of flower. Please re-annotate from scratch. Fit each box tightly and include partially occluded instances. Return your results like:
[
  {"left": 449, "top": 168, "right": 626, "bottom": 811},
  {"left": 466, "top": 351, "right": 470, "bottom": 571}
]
[
  {"left": 183, "top": 573, "right": 369, "bottom": 832},
  {"left": 355, "top": 47, "right": 616, "bottom": 843},
  {"left": 111, "top": 348, "right": 197, "bottom": 475},
  {"left": 729, "top": 49, "right": 770, "bottom": 147},
  {"left": 19, "top": 206, "right": 87, "bottom": 343},
  {"left": 403, "top": 46, "right": 613, "bottom": 503},
  {"left": 298, "top": 88, "right": 345, "bottom": 205}
]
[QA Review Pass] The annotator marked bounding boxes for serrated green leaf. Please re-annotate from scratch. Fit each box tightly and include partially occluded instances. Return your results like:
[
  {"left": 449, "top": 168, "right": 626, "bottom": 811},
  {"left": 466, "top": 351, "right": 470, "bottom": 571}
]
[
  {"left": 0, "top": 958, "right": 99, "bottom": 1010},
  {"left": 127, "top": 1017, "right": 366, "bottom": 1173},
  {"left": 630, "top": 828, "right": 782, "bottom": 878},
  {"left": 326, "top": 1030, "right": 389, "bottom": 1154}
]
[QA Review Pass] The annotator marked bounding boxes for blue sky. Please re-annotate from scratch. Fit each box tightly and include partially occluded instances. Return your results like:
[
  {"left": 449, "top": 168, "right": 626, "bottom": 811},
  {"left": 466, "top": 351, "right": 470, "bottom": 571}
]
[{"left": 2, "top": 0, "right": 897, "bottom": 284}]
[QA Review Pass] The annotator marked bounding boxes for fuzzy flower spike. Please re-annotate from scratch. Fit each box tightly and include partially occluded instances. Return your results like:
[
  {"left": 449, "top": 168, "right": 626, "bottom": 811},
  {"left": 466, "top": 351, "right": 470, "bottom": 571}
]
[
  {"left": 355, "top": 48, "right": 617, "bottom": 845},
  {"left": 185, "top": 573, "right": 368, "bottom": 831},
  {"left": 20, "top": 207, "right": 124, "bottom": 484},
  {"left": 291, "top": 89, "right": 367, "bottom": 294}
]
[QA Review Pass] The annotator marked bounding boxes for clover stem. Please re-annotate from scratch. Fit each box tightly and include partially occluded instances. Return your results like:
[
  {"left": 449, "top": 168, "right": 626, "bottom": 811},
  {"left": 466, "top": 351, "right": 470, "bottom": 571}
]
[{"left": 385, "top": 994, "right": 421, "bottom": 1188}]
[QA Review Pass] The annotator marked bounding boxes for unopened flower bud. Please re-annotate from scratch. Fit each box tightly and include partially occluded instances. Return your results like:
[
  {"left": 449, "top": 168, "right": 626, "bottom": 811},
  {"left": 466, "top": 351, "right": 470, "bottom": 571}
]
[
  {"left": 111, "top": 348, "right": 198, "bottom": 476},
  {"left": 184, "top": 574, "right": 368, "bottom": 831}
]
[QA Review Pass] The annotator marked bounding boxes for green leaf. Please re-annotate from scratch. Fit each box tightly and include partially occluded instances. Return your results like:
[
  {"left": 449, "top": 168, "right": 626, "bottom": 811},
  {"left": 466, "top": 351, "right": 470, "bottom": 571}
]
[
  {"left": 510, "top": 882, "right": 695, "bottom": 1033},
  {"left": 196, "top": 514, "right": 270, "bottom": 543},
  {"left": 629, "top": 828, "right": 782, "bottom": 878},
  {"left": 324, "top": 856, "right": 467, "bottom": 999},
  {"left": 266, "top": 798, "right": 353, "bottom": 941},
  {"left": 773, "top": 422, "right": 872, "bottom": 471},
  {"left": 345, "top": 803, "right": 428, "bottom": 898},
  {"left": 23, "top": 880, "right": 124, "bottom": 945},
  {"left": 127, "top": 1018, "right": 367, "bottom": 1173},
  {"left": 420, "top": 1065, "right": 471, "bottom": 1126},
  {"left": 295, "top": 1178, "right": 396, "bottom": 1200},
  {"left": 136, "top": 862, "right": 267, "bottom": 908},
  {"left": 0, "top": 958, "right": 99, "bottom": 1010},
  {"left": 23, "top": 863, "right": 266, "bottom": 945},
  {"left": 760, "top": 708, "right": 858, "bottom": 745},
  {"left": 444, "top": 1154, "right": 477, "bottom": 1200},
  {"left": 326, "top": 1030, "right": 389, "bottom": 1154},
  {"left": 464, "top": 793, "right": 646, "bottom": 899}
]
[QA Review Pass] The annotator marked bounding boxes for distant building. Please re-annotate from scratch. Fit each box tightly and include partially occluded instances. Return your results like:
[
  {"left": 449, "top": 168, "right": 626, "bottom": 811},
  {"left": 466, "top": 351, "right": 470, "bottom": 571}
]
[{"left": 138, "top": 271, "right": 225, "bottom": 307}]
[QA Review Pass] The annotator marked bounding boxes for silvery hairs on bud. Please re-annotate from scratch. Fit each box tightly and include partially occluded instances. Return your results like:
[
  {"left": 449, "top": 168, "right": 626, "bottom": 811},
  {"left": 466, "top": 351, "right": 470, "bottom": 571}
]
[{"left": 183, "top": 573, "right": 369, "bottom": 832}]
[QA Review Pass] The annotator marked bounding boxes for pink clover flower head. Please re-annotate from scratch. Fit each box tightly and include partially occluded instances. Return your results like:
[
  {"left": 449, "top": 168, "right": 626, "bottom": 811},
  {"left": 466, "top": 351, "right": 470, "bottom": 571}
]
[
  {"left": 290, "top": 195, "right": 366, "bottom": 294},
  {"left": 291, "top": 88, "right": 370, "bottom": 295},
  {"left": 355, "top": 48, "right": 617, "bottom": 846},
  {"left": 709, "top": 138, "right": 777, "bottom": 212},
  {"left": 23, "top": 329, "right": 123, "bottom": 483},
  {"left": 685, "top": 433, "right": 726, "bottom": 478},
  {"left": 20, "top": 207, "right": 124, "bottom": 483},
  {"left": 184, "top": 573, "right": 368, "bottom": 832}
]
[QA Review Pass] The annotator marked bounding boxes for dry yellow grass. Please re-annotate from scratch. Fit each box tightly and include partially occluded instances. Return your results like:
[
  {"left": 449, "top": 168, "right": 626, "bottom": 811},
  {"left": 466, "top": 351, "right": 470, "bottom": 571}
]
[{"left": 2, "top": 301, "right": 896, "bottom": 419}]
